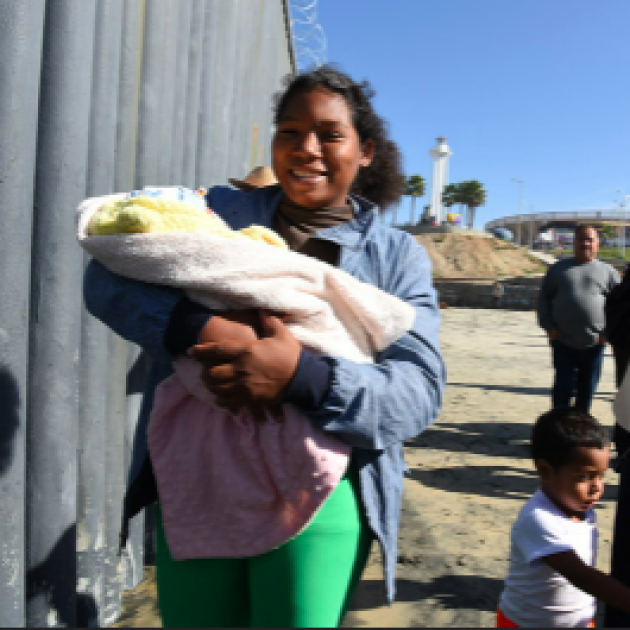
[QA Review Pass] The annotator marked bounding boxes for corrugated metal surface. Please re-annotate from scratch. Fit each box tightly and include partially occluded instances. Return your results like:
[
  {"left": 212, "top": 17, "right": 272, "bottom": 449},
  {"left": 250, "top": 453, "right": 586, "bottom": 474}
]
[{"left": 0, "top": 1, "right": 294, "bottom": 626}]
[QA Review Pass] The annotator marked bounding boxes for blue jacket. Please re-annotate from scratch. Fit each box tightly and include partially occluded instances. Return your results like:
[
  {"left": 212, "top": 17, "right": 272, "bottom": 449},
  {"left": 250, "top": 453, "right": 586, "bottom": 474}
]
[{"left": 83, "top": 185, "right": 445, "bottom": 602}]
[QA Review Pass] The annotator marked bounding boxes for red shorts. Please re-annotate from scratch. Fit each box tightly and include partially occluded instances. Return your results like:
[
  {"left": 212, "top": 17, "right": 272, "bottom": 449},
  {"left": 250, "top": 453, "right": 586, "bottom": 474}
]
[
  {"left": 496, "top": 608, "right": 595, "bottom": 627},
  {"left": 496, "top": 609, "right": 519, "bottom": 628}
]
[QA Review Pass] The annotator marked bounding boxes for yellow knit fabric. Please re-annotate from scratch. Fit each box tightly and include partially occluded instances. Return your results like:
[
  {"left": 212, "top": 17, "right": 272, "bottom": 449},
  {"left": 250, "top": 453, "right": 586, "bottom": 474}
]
[{"left": 88, "top": 196, "right": 287, "bottom": 249}]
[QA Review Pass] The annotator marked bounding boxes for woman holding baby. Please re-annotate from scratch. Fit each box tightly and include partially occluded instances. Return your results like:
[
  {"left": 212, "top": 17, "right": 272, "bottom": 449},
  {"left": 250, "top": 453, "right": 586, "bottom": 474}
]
[{"left": 84, "top": 66, "right": 445, "bottom": 627}]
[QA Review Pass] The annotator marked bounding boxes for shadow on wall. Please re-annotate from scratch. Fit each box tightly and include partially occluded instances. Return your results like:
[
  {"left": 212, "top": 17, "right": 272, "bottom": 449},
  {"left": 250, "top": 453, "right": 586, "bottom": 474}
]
[
  {"left": 0, "top": 365, "right": 21, "bottom": 477},
  {"left": 0, "top": 364, "right": 100, "bottom": 626},
  {"left": 26, "top": 524, "right": 99, "bottom": 627},
  {"left": 126, "top": 350, "right": 150, "bottom": 396}
]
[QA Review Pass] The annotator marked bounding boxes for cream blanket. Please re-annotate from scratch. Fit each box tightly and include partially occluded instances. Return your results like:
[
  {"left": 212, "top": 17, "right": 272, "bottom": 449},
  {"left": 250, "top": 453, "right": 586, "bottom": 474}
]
[
  {"left": 77, "top": 193, "right": 416, "bottom": 364},
  {"left": 77, "top": 192, "right": 416, "bottom": 559}
]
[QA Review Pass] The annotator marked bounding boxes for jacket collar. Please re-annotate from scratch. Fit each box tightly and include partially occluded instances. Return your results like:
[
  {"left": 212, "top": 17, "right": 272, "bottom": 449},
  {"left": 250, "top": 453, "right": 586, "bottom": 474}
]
[
  {"left": 219, "top": 185, "right": 382, "bottom": 251},
  {"left": 315, "top": 194, "right": 380, "bottom": 251}
]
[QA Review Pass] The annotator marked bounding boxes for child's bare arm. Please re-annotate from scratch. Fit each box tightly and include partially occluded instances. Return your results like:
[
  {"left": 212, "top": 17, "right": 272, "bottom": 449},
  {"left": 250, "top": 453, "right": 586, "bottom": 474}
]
[{"left": 544, "top": 550, "right": 630, "bottom": 613}]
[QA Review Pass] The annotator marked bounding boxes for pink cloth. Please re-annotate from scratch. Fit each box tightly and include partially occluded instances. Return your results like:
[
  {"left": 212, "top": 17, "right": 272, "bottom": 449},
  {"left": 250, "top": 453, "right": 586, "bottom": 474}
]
[{"left": 147, "top": 357, "right": 351, "bottom": 560}]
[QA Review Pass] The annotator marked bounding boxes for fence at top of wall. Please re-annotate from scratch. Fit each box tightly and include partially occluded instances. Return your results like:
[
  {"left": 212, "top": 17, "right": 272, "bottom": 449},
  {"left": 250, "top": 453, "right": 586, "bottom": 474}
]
[{"left": 0, "top": 0, "right": 294, "bottom": 626}]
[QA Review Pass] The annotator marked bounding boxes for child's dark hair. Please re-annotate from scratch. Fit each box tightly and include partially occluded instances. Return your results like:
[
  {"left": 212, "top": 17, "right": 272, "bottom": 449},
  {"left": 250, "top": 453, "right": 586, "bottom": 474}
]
[
  {"left": 273, "top": 65, "right": 404, "bottom": 210},
  {"left": 531, "top": 407, "right": 610, "bottom": 470}
]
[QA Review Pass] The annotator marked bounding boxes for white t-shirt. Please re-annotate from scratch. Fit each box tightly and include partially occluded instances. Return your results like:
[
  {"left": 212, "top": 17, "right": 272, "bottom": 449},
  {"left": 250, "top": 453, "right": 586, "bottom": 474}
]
[{"left": 499, "top": 489, "right": 597, "bottom": 628}]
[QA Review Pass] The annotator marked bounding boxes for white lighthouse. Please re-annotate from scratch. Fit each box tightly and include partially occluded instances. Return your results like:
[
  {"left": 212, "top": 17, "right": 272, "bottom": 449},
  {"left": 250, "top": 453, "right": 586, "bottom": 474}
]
[{"left": 428, "top": 136, "right": 452, "bottom": 225}]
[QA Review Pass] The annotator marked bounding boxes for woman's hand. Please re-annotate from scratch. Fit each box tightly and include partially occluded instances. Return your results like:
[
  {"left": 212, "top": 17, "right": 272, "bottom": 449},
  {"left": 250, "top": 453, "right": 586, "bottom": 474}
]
[
  {"left": 189, "top": 311, "right": 301, "bottom": 411},
  {"left": 198, "top": 310, "right": 262, "bottom": 344}
]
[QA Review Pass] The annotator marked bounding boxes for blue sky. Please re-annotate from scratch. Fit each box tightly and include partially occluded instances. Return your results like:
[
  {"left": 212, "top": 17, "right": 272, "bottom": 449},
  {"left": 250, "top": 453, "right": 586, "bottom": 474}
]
[{"left": 313, "top": 0, "right": 630, "bottom": 229}]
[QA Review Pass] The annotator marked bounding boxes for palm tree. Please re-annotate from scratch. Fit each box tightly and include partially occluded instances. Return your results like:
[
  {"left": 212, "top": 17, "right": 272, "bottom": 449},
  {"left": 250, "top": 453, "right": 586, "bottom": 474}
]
[
  {"left": 404, "top": 174, "right": 426, "bottom": 225},
  {"left": 441, "top": 183, "right": 462, "bottom": 224},
  {"left": 458, "top": 180, "right": 487, "bottom": 229}
]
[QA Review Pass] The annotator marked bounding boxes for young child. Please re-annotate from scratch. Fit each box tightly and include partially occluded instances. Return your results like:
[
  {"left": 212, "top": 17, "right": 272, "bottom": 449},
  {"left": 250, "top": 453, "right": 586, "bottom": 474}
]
[{"left": 498, "top": 407, "right": 630, "bottom": 627}]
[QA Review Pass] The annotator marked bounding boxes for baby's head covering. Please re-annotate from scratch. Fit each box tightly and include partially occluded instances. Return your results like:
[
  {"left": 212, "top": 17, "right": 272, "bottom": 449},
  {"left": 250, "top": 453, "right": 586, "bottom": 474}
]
[{"left": 129, "top": 186, "right": 207, "bottom": 209}]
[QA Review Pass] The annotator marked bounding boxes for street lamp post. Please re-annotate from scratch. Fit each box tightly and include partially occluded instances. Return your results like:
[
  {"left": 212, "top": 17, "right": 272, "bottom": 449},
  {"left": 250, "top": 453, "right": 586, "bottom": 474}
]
[
  {"left": 617, "top": 191, "right": 630, "bottom": 260},
  {"left": 511, "top": 178, "right": 524, "bottom": 245},
  {"left": 622, "top": 199, "right": 626, "bottom": 261}
]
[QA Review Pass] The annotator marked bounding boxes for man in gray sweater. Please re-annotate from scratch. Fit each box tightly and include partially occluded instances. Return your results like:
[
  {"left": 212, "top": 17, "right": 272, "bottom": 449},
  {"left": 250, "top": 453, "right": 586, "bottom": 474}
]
[{"left": 537, "top": 225, "right": 620, "bottom": 412}]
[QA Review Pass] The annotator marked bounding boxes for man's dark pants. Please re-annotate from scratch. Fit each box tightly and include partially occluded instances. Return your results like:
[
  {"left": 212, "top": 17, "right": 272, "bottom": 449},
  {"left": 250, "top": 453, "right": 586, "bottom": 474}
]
[{"left": 550, "top": 340, "right": 605, "bottom": 412}]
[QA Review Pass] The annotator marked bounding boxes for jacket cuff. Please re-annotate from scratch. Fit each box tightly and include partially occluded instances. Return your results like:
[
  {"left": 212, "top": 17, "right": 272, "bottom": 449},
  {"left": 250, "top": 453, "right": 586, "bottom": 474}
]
[
  {"left": 164, "top": 297, "right": 214, "bottom": 356},
  {"left": 283, "top": 349, "right": 333, "bottom": 411}
]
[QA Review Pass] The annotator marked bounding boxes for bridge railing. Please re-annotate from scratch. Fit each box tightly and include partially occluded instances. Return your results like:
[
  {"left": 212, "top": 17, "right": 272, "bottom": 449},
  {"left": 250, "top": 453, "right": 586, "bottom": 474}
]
[{"left": 486, "top": 209, "right": 626, "bottom": 230}]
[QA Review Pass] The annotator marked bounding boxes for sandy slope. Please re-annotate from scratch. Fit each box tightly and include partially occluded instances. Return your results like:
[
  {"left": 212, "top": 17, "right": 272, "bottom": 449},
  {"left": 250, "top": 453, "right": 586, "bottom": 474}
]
[{"left": 415, "top": 233, "right": 545, "bottom": 278}]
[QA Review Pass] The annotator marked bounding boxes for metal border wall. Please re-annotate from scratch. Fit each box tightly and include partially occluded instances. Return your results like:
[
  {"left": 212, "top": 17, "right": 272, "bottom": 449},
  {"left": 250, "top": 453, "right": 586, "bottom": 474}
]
[{"left": 0, "top": 1, "right": 295, "bottom": 626}]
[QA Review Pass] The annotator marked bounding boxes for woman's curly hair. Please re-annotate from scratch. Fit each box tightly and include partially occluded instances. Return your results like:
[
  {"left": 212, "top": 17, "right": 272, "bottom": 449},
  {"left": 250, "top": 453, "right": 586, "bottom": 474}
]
[{"left": 273, "top": 65, "right": 404, "bottom": 210}]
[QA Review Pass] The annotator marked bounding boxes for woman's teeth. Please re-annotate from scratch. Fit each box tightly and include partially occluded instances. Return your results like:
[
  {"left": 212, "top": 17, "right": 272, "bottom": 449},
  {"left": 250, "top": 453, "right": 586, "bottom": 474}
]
[{"left": 292, "top": 170, "right": 323, "bottom": 179}]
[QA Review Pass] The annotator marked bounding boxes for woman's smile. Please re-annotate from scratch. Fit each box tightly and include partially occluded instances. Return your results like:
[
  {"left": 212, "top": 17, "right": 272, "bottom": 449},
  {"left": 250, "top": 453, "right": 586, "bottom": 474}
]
[{"left": 289, "top": 168, "right": 327, "bottom": 184}]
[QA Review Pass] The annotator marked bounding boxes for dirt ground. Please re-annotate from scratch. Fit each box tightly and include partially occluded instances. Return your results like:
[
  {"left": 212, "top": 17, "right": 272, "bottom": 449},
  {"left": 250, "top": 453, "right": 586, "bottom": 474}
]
[
  {"left": 415, "top": 233, "right": 545, "bottom": 278},
  {"left": 345, "top": 308, "right": 618, "bottom": 628},
  {"left": 113, "top": 308, "right": 619, "bottom": 628}
]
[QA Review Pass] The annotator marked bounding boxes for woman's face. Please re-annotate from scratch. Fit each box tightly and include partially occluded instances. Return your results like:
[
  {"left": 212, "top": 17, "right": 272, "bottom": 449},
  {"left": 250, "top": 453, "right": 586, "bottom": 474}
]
[{"left": 272, "top": 88, "right": 374, "bottom": 209}]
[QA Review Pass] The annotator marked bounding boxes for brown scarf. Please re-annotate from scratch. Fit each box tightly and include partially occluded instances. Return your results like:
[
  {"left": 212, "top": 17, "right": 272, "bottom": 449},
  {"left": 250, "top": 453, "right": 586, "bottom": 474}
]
[{"left": 272, "top": 196, "right": 354, "bottom": 266}]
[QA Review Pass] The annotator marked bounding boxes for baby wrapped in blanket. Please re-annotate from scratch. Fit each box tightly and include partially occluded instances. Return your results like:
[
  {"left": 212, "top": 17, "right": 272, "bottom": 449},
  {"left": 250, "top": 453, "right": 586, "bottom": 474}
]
[{"left": 78, "top": 186, "right": 415, "bottom": 559}]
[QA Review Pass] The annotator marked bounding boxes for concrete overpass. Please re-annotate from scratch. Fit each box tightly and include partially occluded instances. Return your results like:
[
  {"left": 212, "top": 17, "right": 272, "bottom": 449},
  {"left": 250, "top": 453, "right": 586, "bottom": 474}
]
[{"left": 485, "top": 209, "right": 627, "bottom": 247}]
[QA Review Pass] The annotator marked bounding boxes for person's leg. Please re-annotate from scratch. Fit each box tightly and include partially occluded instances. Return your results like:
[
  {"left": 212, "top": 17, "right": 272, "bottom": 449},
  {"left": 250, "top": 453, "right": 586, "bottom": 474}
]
[
  {"left": 612, "top": 343, "right": 630, "bottom": 388},
  {"left": 248, "top": 468, "right": 373, "bottom": 628},
  {"left": 155, "top": 506, "right": 250, "bottom": 628},
  {"left": 605, "top": 457, "right": 630, "bottom": 627},
  {"left": 551, "top": 340, "right": 576, "bottom": 408},
  {"left": 574, "top": 344, "right": 604, "bottom": 413},
  {"left": 614, "top": 424, "right": 630, "bottom": 460}
]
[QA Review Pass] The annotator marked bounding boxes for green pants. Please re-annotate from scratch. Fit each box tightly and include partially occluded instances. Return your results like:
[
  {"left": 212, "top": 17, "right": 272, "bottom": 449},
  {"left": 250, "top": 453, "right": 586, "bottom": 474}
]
[{"left": 155, "top": 469, "right": 372, "bottom": 628}]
